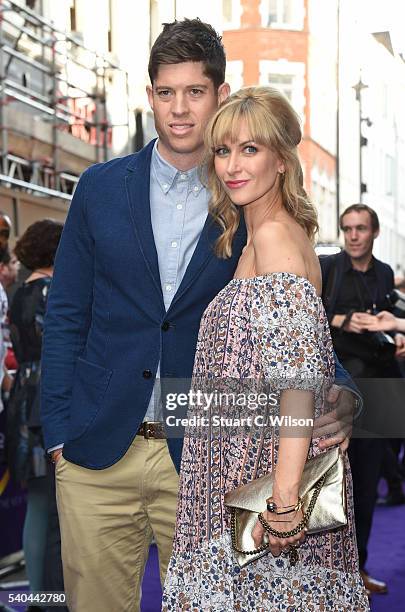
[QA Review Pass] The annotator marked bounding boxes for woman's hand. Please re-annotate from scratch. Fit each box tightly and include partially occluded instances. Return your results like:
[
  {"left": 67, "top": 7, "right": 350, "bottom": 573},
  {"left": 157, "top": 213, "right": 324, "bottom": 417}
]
[
  {"left": 366, "top": 310, "right": 397, "bottom": 331},
  {"left": 251, "top": 507, "right": 306, "bottom": 557}
]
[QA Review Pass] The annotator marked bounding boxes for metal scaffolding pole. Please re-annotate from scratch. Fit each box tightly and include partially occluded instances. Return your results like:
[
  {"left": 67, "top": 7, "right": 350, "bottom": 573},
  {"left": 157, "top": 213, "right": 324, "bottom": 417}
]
[
  {"left": 0, "top": 0, "right": 130, "bottom": 199},
  {"left": 0, "top": 0, "right": 9, "bottom": 175}
]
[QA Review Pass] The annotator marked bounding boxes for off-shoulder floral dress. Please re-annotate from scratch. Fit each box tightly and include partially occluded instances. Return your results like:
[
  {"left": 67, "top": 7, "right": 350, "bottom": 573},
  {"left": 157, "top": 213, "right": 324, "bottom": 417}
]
[{"left": 162, "top": 273, "right": 369, "bottom": 611}]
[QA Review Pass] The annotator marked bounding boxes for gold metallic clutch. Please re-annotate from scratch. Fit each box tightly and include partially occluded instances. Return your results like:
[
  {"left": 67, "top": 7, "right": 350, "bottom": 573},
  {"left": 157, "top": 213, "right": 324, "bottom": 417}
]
[{"left": 224, "top": 447, "right": 347, "bottom": 567}]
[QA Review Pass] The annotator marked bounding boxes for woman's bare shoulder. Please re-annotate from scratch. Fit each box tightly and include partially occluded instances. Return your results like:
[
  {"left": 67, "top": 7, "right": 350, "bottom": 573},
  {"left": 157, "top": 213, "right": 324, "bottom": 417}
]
[{"left": 253, "top": 221, "right": 308, "bottom": 277}]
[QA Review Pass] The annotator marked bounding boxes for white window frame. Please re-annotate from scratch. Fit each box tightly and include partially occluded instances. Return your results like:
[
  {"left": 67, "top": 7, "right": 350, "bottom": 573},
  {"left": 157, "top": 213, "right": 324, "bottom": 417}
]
[
  {"left": 222, "top": 0, "right": 242, "bottom": 30},
  {"left": 259, "top": 59, "right": 305, "bottom": 121},
  {"left": 225, "top": 60, "right": 244, "bottom": 93},
  {"left": 259, "top": 0, "right": 304, "bottom": 30}
]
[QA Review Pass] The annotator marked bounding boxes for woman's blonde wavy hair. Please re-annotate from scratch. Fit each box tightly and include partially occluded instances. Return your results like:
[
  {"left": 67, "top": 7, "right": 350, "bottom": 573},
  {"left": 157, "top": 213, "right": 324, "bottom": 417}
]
[{"left": 204, "top": 86, "right": 319, "bottom": 258}]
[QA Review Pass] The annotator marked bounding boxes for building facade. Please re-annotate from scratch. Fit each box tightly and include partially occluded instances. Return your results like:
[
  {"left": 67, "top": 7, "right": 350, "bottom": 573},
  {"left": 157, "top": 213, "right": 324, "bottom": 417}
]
[
  {"left": 2, "top": 0, "right": 404, "bottom": 274},
  {"left": 222, "top": 0, "right": 405, "bottom": 273},
  {"left": 222, "top": 0, "right": 338, "bottom": 241}
]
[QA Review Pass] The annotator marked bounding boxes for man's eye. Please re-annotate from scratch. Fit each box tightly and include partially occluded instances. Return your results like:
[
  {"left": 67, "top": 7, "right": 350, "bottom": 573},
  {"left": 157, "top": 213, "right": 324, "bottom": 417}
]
[
  {"left": 244, "top": 145, "right": 257, "bottom": 154},
  {"left": 190, "top": 88, "right": 203, "bottom": 96},
  {"left": 215, "top": 147, "right": 229, "bottom": 156},
  {"left": 157, "top": 90, "right": 171, "bottom": 97}
]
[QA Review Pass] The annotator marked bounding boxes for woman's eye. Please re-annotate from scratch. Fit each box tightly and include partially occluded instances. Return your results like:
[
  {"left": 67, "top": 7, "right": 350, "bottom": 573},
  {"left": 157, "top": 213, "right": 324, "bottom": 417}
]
[
  {"left": 244, "top": 145, "right": 257, "bottom": 154},
  {"left": 215, "top": 147, "right": 229, "bottom": 156}
]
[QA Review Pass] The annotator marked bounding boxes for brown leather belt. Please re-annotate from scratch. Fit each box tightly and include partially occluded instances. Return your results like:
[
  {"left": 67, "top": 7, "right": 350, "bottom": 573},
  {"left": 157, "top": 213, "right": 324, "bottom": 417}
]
[{"left": 136, "top": 421, "right": 166, "bottom": 439}]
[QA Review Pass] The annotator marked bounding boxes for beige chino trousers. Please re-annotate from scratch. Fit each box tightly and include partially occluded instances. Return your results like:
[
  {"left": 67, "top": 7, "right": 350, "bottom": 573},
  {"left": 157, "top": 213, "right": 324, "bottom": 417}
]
[{"left": 55, "top": 436, "right": 179, "bottom": 612}]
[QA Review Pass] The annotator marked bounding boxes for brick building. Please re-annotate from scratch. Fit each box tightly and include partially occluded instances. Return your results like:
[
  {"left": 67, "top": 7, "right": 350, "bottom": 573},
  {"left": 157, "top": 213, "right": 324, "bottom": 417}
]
[{"left": 222, "top": 0, "right": 339, "bottom": 241}]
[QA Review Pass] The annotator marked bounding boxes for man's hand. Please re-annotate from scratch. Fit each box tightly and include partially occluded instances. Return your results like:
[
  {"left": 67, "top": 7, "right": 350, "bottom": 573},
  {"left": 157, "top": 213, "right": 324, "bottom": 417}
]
[
  {"left": 313, "top": 385, "right": 355, "bottom": 452},
  {"left": 344, "top": 312, "right": 376, "bottom": 334},
  {"left": 395, "top": 333, "right": 405, "bottom": 359},
  {"left": 51, "top": 449, "right": 63, "bottom": 464}
]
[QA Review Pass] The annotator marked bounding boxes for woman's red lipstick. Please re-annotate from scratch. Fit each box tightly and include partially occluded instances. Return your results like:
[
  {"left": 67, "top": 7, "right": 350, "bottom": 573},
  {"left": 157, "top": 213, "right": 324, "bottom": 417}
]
[{"left": 225, "top": 180, "right": 249, "bottom": 189}]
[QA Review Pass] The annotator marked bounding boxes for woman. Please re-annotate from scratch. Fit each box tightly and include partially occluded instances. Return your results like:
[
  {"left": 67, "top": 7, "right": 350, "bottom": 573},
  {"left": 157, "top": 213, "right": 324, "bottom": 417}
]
[
  {"left": 162, "top": 88, "right": 368, "bottom": 610},
  {"left": 7, "top": 219, "right": 63, "bottom": 594}
]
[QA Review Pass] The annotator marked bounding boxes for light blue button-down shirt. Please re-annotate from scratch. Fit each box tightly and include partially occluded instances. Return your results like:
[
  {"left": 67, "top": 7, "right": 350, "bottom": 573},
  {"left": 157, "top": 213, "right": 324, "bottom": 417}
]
[{"left": 143, "top": 141, "right": 210, "bottom": 421}]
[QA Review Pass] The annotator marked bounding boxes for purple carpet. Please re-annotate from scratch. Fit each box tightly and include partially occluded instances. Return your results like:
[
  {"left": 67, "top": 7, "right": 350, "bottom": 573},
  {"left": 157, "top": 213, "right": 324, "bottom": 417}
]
[
  {"left": 140, "top": 545, "right": 162, "bottom": 612},
  {"left": 140, "top": 483, "right": 405, "bottom": 611},
  {"left": 366, "top": 481, "right": 405, "bottom": 611}
]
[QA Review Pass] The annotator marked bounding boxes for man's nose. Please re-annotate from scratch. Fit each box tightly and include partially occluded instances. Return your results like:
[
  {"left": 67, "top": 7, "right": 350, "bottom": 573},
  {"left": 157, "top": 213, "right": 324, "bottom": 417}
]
[{"left": 172, "top": 93, "right": 189, "bottom": 115}]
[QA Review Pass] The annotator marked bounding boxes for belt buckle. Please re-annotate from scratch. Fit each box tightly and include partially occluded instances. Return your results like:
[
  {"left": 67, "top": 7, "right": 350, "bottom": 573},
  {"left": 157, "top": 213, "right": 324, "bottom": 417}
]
[{"left": 144, "top": 422, "right": 152, "bottom": 439}]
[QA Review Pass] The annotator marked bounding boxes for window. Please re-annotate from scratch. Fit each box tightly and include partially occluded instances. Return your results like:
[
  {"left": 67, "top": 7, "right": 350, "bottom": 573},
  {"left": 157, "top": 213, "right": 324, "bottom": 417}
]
[
  {"left": 223, "top": 0, "right": 233, "bottom": 23},
  {"left": 108, "top": 0, "right": 113, "bottom": 52},
  {"left": 222, "top": 0, "right": 241, "bottom": 30},
  {"left": 260, "top": 60, "right": 305, "bottom": 120},
  {"left": 70, "top": 0, "right": 77, "bottom": 31},
  {"left": 267, "top": 0, "right": 294, "bottom": 26},
  {"left": 226, "top": 60, "right": 244, "bottom": 92},
  {"left": 268, "top": 74, "right": 294, "bottom": 101},
  {"left": 260, "top": 0, "right": 304, "bottom": 30}
]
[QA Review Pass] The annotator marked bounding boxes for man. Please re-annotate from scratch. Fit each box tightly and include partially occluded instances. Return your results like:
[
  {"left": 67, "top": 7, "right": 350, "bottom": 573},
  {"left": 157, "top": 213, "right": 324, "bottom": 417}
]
[
  {"left": 0, "top": 249, "right": 18, "bottom": 394},
  {"left": 0, "top": 247, "right": 8, "bottom": 413},
  {"left": 0, "top": 212, "right": 11, "bottom": 252},
  {"left": 0, "top": 250, "right": 19, "bottom": 291},
  {"left": 320, "top": 203, "right": 405, "bottom": 596},
  {"left": 41, "top": 19, "right": 361, "bottom": 612}
]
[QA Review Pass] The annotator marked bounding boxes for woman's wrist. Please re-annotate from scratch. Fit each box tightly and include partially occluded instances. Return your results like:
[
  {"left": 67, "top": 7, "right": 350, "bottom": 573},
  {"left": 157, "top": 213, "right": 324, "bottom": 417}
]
[
  {"left": 266, "top": 496, "right": 301, "bottom": 512},
  {"left": 272, "top": 482, "right": 300, "bottom": 508}
]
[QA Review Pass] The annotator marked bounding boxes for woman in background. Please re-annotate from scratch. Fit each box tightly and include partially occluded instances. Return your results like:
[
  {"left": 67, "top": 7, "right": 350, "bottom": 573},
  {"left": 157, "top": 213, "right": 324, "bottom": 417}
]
[{"left": 7, "top": 219, "right": 63, "bottom": 596}]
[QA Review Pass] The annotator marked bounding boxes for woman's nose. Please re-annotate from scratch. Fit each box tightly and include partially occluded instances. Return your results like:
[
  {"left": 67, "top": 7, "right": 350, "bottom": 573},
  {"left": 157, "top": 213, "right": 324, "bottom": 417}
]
[{"left": 226, "top": 152, "right": 241, "bottom": 174}]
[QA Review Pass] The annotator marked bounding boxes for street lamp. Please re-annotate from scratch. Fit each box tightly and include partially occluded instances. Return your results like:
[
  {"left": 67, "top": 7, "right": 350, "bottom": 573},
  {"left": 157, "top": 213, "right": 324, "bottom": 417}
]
[{"left": 352, "top": 77, "right": 372, "bottom": 202}]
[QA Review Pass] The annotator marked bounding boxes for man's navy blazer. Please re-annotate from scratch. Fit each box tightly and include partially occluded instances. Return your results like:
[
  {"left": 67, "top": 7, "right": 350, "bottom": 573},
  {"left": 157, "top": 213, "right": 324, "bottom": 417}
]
[
  {"left": 41, "top": 140, "right": 244, "bottom": 471},
  {"left": 41, "top": 139, "right": 357, "bottom": 473}
]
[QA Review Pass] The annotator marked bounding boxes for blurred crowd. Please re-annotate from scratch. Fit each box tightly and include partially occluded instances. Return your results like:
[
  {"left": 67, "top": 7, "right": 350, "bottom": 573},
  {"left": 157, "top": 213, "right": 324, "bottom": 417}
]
[{"left": 0, "top": 212, "right": 66, "bottom": 612}]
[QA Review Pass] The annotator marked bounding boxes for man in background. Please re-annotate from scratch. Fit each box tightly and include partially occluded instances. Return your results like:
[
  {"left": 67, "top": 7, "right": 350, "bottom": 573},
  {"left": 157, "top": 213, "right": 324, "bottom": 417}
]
[{"left": 320, "top": 203, "right": 405, "bottom": 596}]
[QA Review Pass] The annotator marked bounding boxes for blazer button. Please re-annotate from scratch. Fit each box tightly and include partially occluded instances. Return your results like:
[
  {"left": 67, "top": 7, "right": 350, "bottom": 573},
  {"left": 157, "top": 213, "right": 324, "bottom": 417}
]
[
  {"left": 142, "top": 369, "right": 152, "bottom": 379},
  {"left": 161, "top": 321, "right": 170, "bottom": 331}
]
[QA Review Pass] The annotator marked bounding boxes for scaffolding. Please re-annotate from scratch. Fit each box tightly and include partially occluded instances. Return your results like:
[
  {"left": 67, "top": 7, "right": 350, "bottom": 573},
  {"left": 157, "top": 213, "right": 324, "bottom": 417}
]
[{"left": 0, "top": 0, "right": 130, "bottom": 201}]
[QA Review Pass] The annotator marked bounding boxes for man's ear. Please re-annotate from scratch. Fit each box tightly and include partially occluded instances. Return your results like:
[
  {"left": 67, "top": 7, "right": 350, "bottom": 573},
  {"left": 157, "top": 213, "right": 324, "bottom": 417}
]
[
  {"left": 146, "top": 85, "right": 154, "bottom": 111},
  {"left": 217, "top": 82, "right": 230, "bottom": 105}
]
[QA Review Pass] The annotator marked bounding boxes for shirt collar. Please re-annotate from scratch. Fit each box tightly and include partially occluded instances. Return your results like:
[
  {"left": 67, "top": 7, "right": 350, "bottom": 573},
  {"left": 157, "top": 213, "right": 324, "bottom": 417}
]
[
  {"left": 151, "top": 140, "right": 205, "bottom": 197},
  {"left": 151, "top": 141, "right": 177, "bottom": 194},
  {"left": 344, "top": 250, "right": 375, "bottom": 273}
]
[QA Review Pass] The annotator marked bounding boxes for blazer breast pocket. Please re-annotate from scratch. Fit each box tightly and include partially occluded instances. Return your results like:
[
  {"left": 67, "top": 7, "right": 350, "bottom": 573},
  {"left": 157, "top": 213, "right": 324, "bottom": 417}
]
[{"left": 68, "top": 357, "right": 113, "bottom": 441}]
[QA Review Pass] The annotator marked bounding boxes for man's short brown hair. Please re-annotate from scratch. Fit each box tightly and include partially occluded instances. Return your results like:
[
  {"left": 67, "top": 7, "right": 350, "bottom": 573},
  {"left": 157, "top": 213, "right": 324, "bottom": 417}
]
[
  {"left": 148, "top": 18, "right": 226, "bottom": 90},
  {"left": 339, "top": 204, "right": 380, "bottom": 232}
]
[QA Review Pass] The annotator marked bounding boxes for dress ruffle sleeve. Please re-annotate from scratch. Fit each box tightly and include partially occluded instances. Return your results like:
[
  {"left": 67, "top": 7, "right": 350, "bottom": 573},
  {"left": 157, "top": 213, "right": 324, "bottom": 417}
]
[{"left": 251, "top": 272, "right": 334, "bottom": 394}]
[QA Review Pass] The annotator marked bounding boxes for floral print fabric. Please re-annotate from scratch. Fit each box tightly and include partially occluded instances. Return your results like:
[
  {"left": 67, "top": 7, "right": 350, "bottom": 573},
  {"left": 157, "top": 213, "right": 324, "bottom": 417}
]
[{"left": 162, "top": 273, "right": 369, "bottom": 611}]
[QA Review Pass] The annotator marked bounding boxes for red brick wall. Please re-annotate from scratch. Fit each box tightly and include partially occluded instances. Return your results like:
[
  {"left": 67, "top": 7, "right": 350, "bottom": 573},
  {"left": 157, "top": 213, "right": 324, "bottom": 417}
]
[{"left": 223, "top": 0, "right": 336, "bottom": 194}]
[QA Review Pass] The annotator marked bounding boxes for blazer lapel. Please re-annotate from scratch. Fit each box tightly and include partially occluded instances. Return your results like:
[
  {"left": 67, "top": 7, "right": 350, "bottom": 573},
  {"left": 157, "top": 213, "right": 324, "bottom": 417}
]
[{"left": 125, "top": 141, "right": 163, "bottom": 303}]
